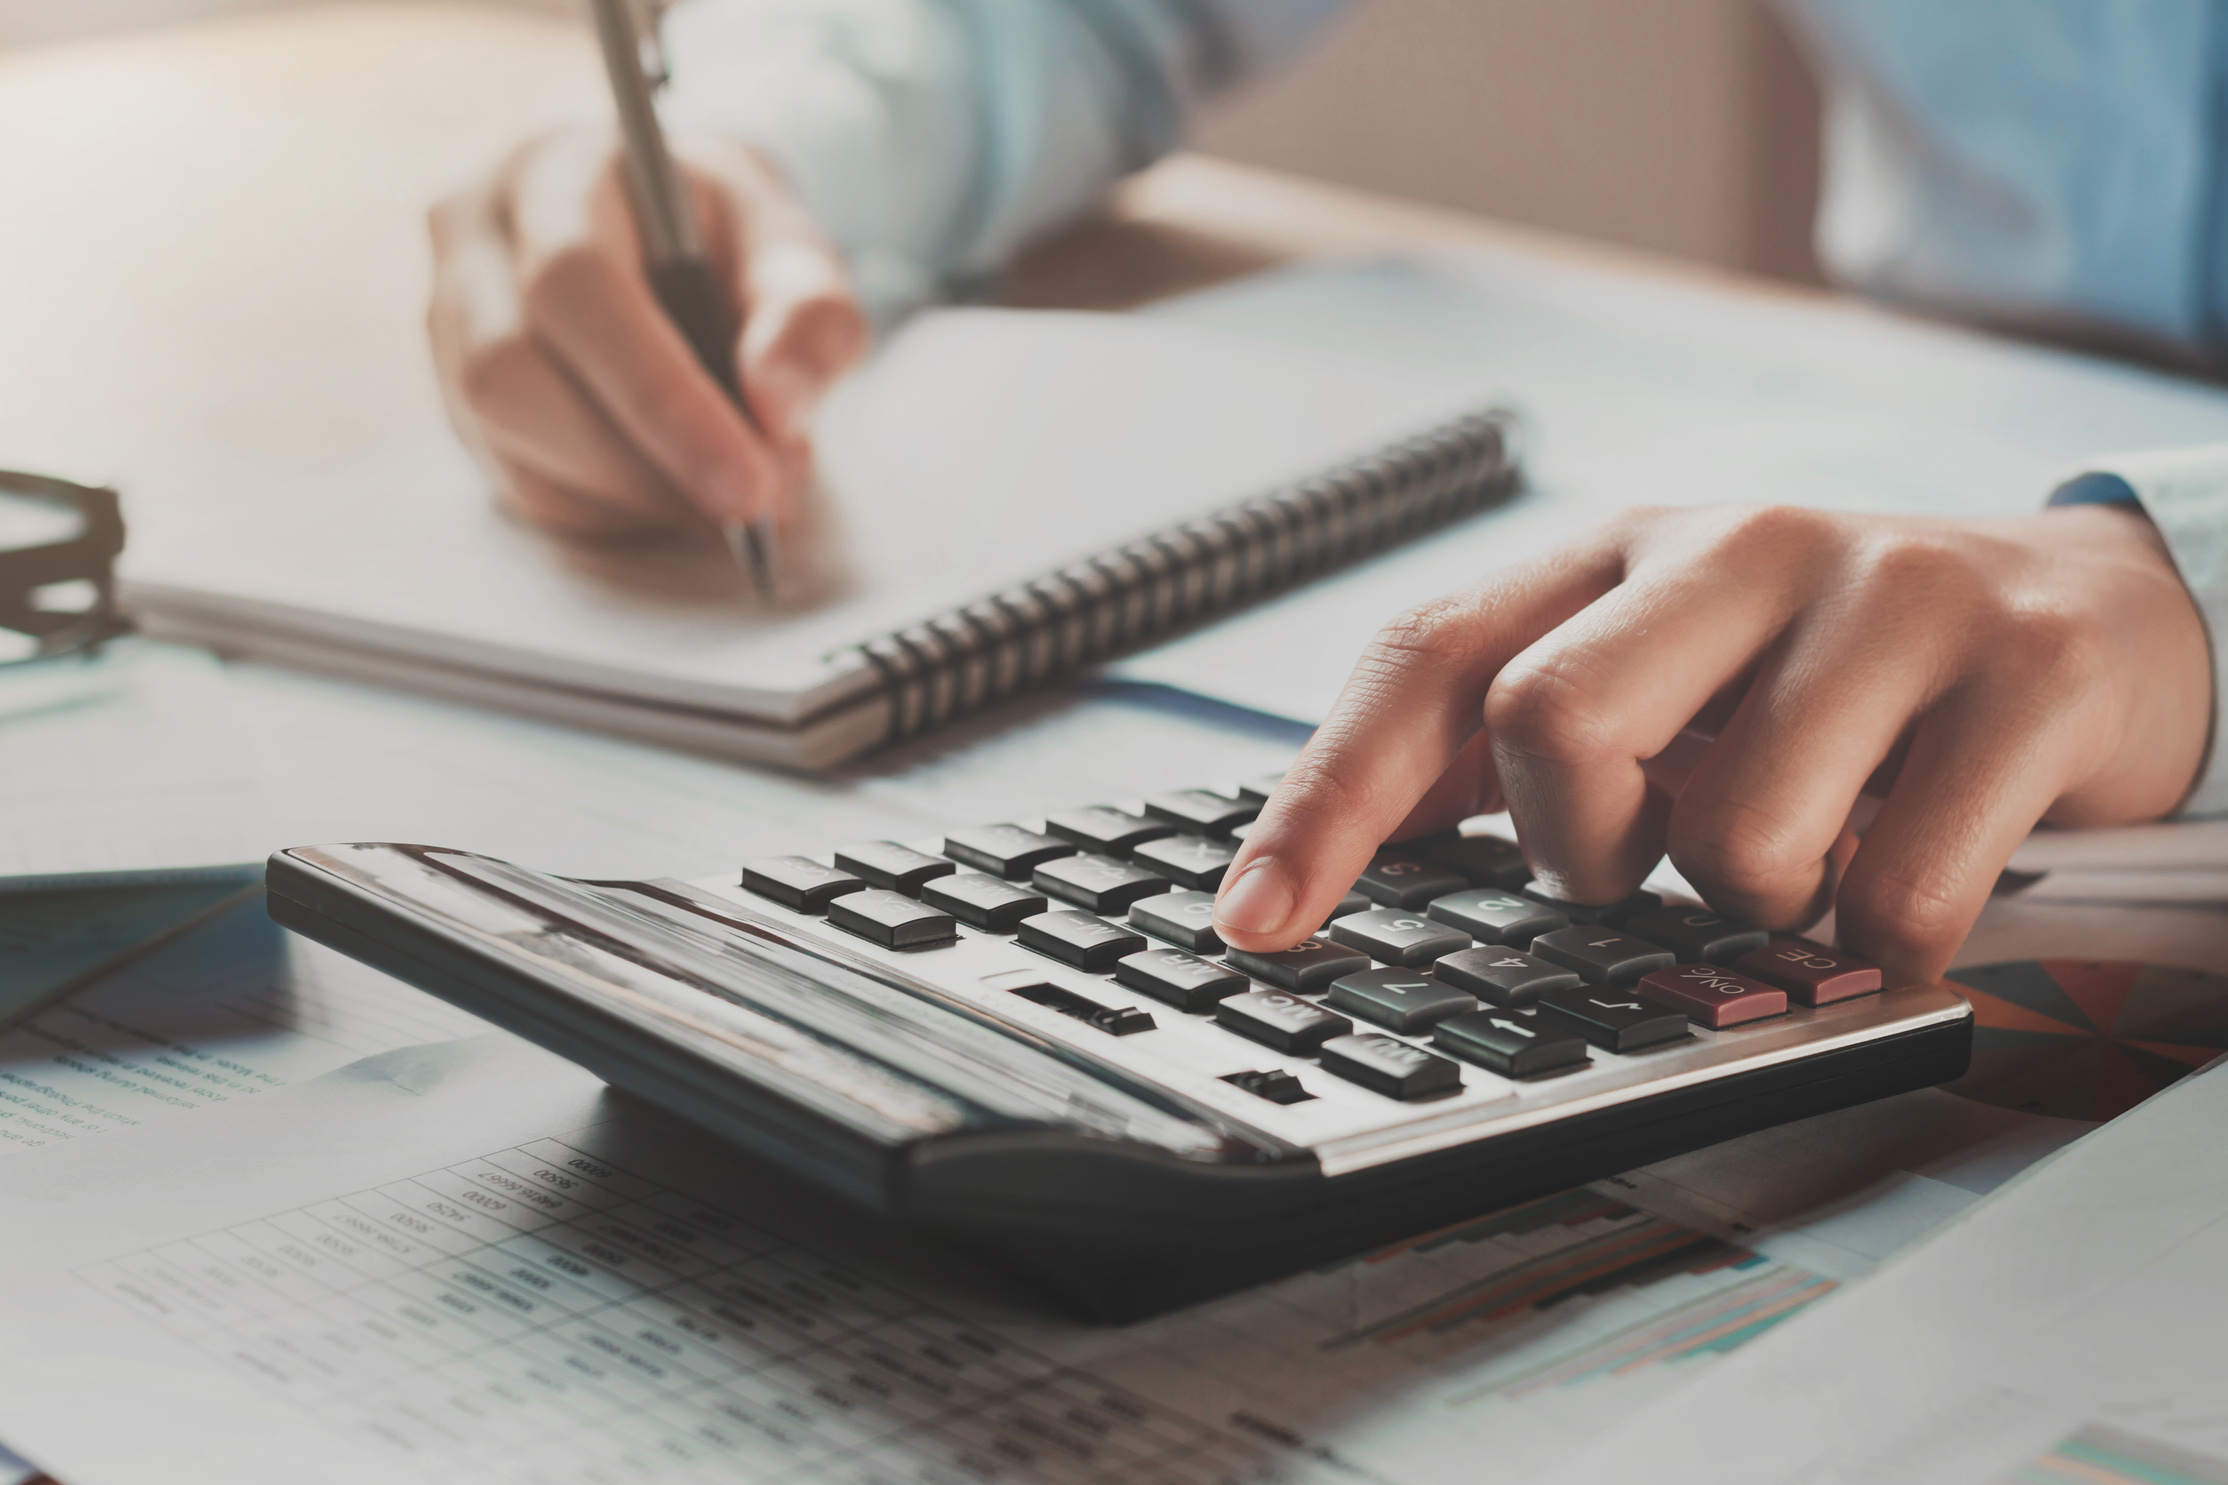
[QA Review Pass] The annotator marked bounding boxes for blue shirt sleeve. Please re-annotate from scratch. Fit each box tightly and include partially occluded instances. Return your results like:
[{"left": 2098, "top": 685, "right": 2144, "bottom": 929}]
[
  {"left": 2048, "top": 450, "right": 2228, "bottom": 816},
  {"left": 661, "top": 0, "right": 1343, "bottom": 326},
  {"left": 1781, "top": 0, "right": 2228, "bottom": 358}
]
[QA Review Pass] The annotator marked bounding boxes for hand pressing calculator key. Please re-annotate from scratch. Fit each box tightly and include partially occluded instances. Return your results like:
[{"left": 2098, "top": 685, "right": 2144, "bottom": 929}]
[{"left": 266, "top": 777, "right": 1969, "bottom": 1322}]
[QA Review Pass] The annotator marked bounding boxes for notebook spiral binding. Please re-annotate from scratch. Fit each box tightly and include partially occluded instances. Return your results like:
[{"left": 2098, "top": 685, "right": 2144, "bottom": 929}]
[{"left": 851, "top": 406, "right": 1523, "bottom": 745}]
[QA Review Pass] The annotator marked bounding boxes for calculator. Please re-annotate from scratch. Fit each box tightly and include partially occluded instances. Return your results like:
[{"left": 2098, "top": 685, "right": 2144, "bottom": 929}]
[{"left": 267, "top": 773, "right": 1972, "bottom": 1321}]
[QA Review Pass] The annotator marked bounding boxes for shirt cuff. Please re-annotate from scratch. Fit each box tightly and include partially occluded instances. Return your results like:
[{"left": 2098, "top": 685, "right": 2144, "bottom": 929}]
[{"left": 2049, "top": 445, "right": 2228, "bottom": 816}]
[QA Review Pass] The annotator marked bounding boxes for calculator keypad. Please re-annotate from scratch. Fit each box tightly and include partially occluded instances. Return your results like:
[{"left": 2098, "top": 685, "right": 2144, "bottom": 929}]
[
  {"left": 734, "top": 788, "right": 1901, "bottom": 1158},
  {"left": 1018, "top": 910, "right": 1147, "bottom": 971}
]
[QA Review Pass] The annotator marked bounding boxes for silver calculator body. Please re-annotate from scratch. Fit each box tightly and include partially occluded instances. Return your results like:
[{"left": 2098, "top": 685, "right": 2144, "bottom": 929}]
[{"left": 268, "top": 811, "right": 1970, "bottom": 1321}]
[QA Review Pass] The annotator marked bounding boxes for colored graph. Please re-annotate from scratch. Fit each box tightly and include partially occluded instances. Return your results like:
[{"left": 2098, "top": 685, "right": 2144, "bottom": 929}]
[
  {"left": 2005, "top": 1425, "right": 2228, "bottom": 1485},
  {"left": 1319, "top": 1188, "right": 1836, "bottom": 1400},
  {"left": 1946, "top": 961, "right": 2228, "bottom": 1121}
]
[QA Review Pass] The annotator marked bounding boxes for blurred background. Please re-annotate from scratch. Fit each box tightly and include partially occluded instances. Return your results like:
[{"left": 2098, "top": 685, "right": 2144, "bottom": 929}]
[{"left": 0, "top": 0, "right": 1826, "bottom": 286}]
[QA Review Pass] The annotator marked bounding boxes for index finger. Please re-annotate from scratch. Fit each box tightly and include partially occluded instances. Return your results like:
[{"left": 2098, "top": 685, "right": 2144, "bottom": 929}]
[{"left": 1212, "top": 538, "right": 1623, "bottom": 951}]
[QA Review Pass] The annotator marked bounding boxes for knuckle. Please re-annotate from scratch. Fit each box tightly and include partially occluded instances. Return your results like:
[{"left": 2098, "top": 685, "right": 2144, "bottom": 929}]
[
  {"left": 1839, "top": 868, "right": 1968, "bottom": 963},
  {"left": 1711, "top": 502, "right": 1832, "bottom": 554},
  {"left": 1485, "top": 661, "right": 1616, "bottom": 768},
  {"left": 1368, "top": 595, "right": 1475, "bottom": 667},
  {"left": 1850, "top": 530, "right": 1979, "bottom": 599},
  {"left": 1994, "top": 605, "right": 2101, "bottom": 688},
  {"left": 1672, "top": 806, "right": 1813, "bottom": 904}
]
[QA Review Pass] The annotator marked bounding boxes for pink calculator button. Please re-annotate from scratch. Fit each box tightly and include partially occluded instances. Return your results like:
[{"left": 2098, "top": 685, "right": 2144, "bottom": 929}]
[
  {"left": 1734, "top": 941, "right": 1882, "bottom": 1005},
  {"left": 1637, "top": 965, "right": 1787, "bottom": 1028}
]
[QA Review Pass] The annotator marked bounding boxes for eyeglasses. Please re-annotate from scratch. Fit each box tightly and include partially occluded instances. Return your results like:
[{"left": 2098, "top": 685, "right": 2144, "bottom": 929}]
[{"left": 0, "top": 469, "right": 132, "bottom": 667}]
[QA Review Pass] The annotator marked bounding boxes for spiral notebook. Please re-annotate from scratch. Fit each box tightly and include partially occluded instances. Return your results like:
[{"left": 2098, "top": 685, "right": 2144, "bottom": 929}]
[{"left": 121, "top": 305, "right": 1517, "bottom": 768}]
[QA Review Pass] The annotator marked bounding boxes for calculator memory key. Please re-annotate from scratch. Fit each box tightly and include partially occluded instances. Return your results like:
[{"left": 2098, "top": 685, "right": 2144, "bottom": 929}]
[
  {"left": 1215, "top": 992, "right": 1352, "bottom": 1055},
  {"left": 1114, "top": 949, "right": 1247, "bottom": 1012},
  {"left": 1318, "top": 1034, "right": 1463, "bottom": 1100}
]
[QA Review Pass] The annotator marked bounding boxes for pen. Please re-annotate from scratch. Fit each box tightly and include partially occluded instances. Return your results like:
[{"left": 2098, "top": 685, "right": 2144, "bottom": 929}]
[{"left": 588, "top": 0, "right": 776, "bottom": 598}]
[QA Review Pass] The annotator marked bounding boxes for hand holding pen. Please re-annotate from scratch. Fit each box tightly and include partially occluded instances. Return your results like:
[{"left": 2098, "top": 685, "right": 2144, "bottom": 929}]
[{"left": 424, "top": 2, "right": 867, "bottom": 586}]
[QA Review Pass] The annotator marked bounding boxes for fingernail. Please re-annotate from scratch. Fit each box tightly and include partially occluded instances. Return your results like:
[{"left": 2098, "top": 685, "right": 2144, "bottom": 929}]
[{"left": 1216, "top": 859, "right": 1295, "bottom": 938}]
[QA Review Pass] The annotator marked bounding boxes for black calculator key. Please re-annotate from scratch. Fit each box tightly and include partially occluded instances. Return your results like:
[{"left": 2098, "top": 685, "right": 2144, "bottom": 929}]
[
  {"left": 1426, "top": 889, "right": 1566, "bottom": 946},
  {"left": 832, "top": 841, "right": 956, "bottom": 894},
  {"left": 1411, "top": 833, "right": 1532, "bottom": 890},
  {"left": 1319, "top": 1033, "right": 1463, "bottom": 1100},
  {"left": 1623, "top": 906, "right": 1770, "bottom": 964},
  {"left": 1223, "top": 938, "right": 1371, "bottom": 995},
  {"left": 1114, "top": 949, "right": 1248, "bottom": 1012},
  {"left": 1327, "top": 909, "right": 1470, "bottom": 968},
  {"left": 1432, "top": 948, "right": 1583, "bottom": 1007},
  {"left": 1016, "top": 911, "right": 1147, "bottom": 972},
  {"left": 1216, "top": 992, "right": 1352, "bottom": 1054},
  {"left": 919, "top": 873, "right": 1045, "bottom": 932},
  {"left": 1325, "top": 968, "right": 1479, "bottom": 1033},
  {"left": 1143, "top": 789, "right": 1260, "bottom": 835},
  {"left": 941, "top": 825, "right": 1075, "bottom": 879},
  {"left": 1221, "top": 1069, "right": 1312, "bottom": 1104},
  {"left": 1045, "top": 806, "right": 1174, "bottom": 854},
  {"left": 1032, "top": 854, "right": 1174, "bottom": 914},
  {"left": 1320, "top": 889, "right": 1370, "bottom": 928},
  {"left": 1434, "top": 1010, "right": 1589, "bottom": 1078},
  {"left": 741, "top": 856, "right": 867, "bottom": 913},
  {"left": 1130, "top": 834, "right": 1239, "bottom": 891},
  {"left": 1356, "top": 854, "right": 1470, "bottom": 909},
  {"left": 1235, "top": 772, "right": 1287, "bottom": 803},
  {"left": 1520, "top": 886, "right": 1662, "bottom": 927},
  {"left": 827, "top": 889, "right": 957, "bottom": 949},
  {"left": 1128, "top": 891, "right": 1223, "bottom": 953},
  {"left": 1537, "top": 987, "right": 1691, "bottom": 1052},
  {"left": 1531, "top": 927, "right": 1678, "bottom": 986}
]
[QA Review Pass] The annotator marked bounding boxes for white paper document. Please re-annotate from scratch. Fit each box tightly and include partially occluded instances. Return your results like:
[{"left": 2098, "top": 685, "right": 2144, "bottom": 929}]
[
  {"left": 0, "top": 643, "right": 267, "bottom": 889},
  {"left": 1536, "top": 1057, "right": 2228, "bottom": 1485},
  {"left": 0, "top": 894, "right": 483, "bottom": 1155},
  {"left": 0, "top": 1030, "right": 2086, "bottom": 1485}
]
